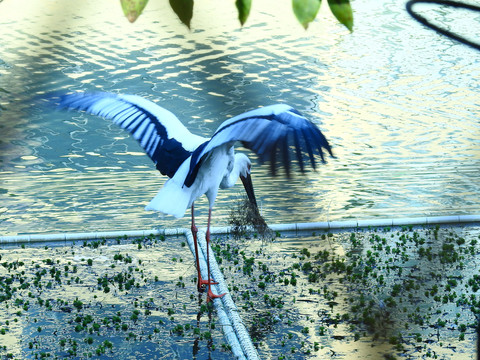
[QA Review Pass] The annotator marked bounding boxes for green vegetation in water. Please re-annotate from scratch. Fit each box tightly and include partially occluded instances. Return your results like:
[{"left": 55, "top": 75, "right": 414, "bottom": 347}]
[
  {"left": 212, "top": 224, "right": 480, "bottom": 359},
  {"left": 1, "top": 225, "right": 479, "bottom": 359},
  {"left": 0, "top": 235, "right": 229, "bottom": 359}
]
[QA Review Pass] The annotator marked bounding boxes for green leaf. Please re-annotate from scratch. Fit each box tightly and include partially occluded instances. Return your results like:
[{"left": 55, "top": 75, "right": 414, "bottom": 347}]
[
  {"left": 169, "top": 0, "right": 194, "bottom": 29},
  {"left": 120, "top": 0, "right": 149, "bottom": 23},
  {"left": 236, "top": 0, "right": 252, "bottom": 26},
  {"left": 292, "top": 0, "right": 321, "bottom": 29},
  {"left": 327, "top": 0, "right": 353, "bottom": 31}
]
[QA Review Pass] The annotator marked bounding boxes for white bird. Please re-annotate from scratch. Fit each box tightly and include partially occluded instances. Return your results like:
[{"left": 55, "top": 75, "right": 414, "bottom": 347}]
[{"left": 58, "top": 92, "right": 333, "bottom": 300}]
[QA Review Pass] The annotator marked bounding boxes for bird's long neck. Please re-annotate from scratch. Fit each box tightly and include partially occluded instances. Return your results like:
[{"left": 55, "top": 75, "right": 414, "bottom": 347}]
[
  {"left": 221, "top": 164, "right": 240, "bottom": 189},
  {"left": 220, "top": 154, "right": 245, "bottom": 189}
]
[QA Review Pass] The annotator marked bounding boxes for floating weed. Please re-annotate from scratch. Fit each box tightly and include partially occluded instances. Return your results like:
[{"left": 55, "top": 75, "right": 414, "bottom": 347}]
[
  {"left": 210, "top": 224, "right": 480, "bottom": 358},
  {"left": 1, "top": 225, "right": 479, "bottom": 359},
  {"left": 0, "top": 238, "right": 228, "bottom": 359},
  {"left": 229, "top": 196, "right": 273, "bottom": 240}
]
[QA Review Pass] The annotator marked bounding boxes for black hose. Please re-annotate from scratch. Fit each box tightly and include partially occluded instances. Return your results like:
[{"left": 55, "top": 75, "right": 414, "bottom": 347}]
[{"left": 405, "top": 0, "right": 480, "bottom": 50}]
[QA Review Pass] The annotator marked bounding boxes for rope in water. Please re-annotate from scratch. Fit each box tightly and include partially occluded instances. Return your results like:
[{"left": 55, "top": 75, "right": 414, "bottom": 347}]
[{"left": 185, "top": 229, "right": 260, "bottom": 360}]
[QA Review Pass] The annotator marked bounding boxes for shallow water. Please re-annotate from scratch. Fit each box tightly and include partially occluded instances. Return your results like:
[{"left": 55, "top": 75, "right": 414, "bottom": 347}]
[
  {"left": 1, "top": 225, "right": 479, "bottom": 359},
  {"left": 0, "top": 0, "right": 479, "bottom": 235}
]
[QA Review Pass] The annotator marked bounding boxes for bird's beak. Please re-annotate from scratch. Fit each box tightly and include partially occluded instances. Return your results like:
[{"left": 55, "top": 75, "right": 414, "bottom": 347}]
[{"left": 240, "top": 173, "right": 258, "bottom": 209}]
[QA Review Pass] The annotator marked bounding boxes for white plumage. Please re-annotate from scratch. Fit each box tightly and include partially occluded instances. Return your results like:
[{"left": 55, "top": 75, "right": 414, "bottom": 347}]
[{"left": 58, "top": 91, "right": 333, "bottom": 299}]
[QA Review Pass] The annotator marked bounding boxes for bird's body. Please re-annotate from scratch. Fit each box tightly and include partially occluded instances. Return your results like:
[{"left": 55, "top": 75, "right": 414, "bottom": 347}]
[
  {"left": 57, "top": 92, "right": 333, "bottom": 300},
  {"left": 147, "top": 144, "right": 241, "bottom": 218}
]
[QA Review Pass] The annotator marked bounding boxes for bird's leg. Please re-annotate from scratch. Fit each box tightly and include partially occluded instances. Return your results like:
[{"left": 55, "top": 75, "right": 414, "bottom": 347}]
[
  {"left": 191, "top": 204, "right": 217, "bottom": 292},
  {"left": 206, "top": 208, "right": 226, "bottom": 301},
  {"left": 191, "top": 204, "right": 206, "bottom": 292}
]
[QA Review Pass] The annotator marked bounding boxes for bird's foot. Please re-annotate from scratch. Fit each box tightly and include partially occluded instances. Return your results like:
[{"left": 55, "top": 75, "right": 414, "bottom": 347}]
[{"left": 207, "top": 287, "right": 226, "bottom": 302}]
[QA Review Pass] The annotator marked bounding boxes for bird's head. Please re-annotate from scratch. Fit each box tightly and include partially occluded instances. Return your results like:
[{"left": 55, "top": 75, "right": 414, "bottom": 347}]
[{"left": 235, "top": 153, "right": 252, "bottom": 177}]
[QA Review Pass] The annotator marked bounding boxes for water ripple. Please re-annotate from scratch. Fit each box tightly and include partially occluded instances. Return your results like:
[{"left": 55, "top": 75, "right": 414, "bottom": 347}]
[{"left": 0, "top": 0, "right": 479, "bottom": 234}]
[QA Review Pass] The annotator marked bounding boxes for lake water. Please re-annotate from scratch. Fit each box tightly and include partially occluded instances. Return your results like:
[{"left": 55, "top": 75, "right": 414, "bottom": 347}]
[{"left": 1, "top": 0, "right": 479, "bottom": 235}]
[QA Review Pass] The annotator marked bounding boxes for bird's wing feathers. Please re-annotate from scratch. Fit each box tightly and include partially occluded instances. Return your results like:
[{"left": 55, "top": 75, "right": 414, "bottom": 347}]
[
  {"left": 184, "top": 104, "right": 333, "bottom": 187},
  {"left": 58, "top": 92, "right": 207, "bottom": 178},
  {"left": 58, "top": 94, "right": 332, "bottom": 187}
]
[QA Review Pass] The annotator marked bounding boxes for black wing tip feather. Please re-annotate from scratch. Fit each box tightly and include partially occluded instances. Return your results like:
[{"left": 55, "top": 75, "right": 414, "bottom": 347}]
[
  {"left": 259, "top": 131, "right": 333, "bottom": 178},
  {"left": 38, "top": 92, "right": 101, "bottom": 115},
  {"left": 58, "top": 92, "right": 114, "bottom": 109},
  {"left": 281, "top": 119, "right": 334, "bottom": 176},
  {"left": 55, "top": 92, "right": 132, "bottom": 114},
  {"left": 53, "top": 91, "right": 193, "bottom": 179},
  {"left": 237, "top": 109, "right": 335, "bottom": 178}
]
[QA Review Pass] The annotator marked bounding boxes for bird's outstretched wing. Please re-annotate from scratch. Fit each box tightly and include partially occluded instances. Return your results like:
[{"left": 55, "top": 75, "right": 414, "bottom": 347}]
[
  {"left": 58, "top": 92, "right": 207, "bottom": 178},
  {"left": 185, "top": 104, "right": 333, "bottom": 187}
]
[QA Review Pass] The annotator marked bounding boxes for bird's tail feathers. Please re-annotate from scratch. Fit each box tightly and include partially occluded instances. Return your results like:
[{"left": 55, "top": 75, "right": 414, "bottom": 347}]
[{"left": 145, "top": 180, "right": 190, "bottom": 219}]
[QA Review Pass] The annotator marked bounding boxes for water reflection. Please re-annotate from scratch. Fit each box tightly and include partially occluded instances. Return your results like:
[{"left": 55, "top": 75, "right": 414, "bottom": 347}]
[{"left": 1, "top": 0, "right": 479, "bottom": 235}]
